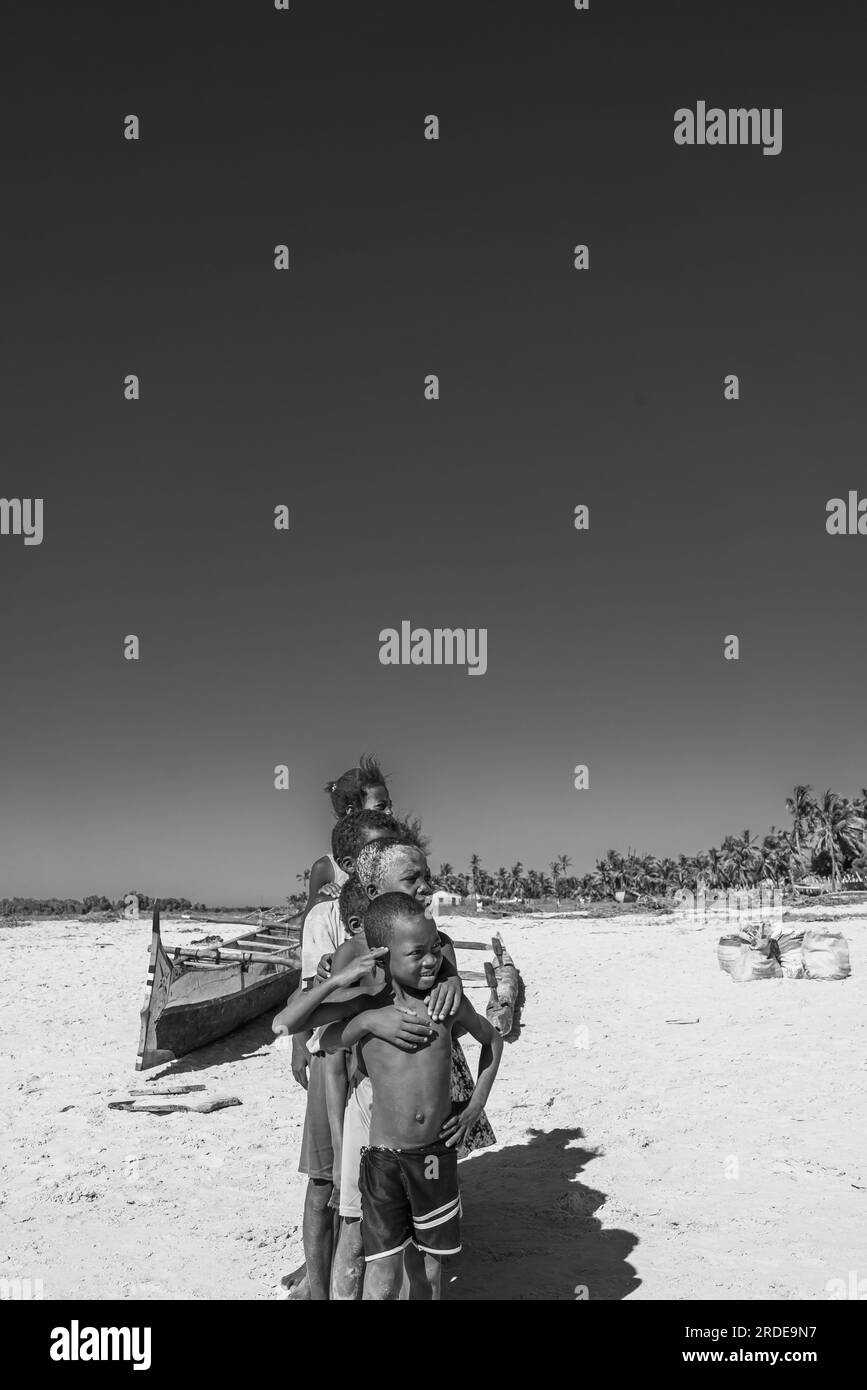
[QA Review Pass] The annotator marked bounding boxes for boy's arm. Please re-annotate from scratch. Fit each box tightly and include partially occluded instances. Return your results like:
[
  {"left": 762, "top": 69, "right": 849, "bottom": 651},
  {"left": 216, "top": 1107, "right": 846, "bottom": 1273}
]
[
  {"left": 316, "top": 937, "right": 356, "bottom": 983},
  {"left": 439, "top": 999, "right": 503, "bottom": 1148},
  {"left": 318, "top": 1020, "right": 353, "bottom": 1054},
  {"left": 321, "top": 1004, "right": 436, "bottom": 1053},
  {"left": 272, "top": 949, "right": 386, "bottom": 1036},
  {"left": 277, "top": 983, "right": 314, "bottom": 1089},
  {"left": 315, "top": 936, "right": 356, "bottom": 983},
  {"left": 294, "top": 857, "right": 341, "bottom": 940},
  {"left": 276, "top": 984, "right": 312, "bottom": 1089},
  {"left": 291, "top": 1032, "right": 312, "bottom": 1091},
  {"left": 316, "top": 1012, "right": 371, "bottom": 1056}
]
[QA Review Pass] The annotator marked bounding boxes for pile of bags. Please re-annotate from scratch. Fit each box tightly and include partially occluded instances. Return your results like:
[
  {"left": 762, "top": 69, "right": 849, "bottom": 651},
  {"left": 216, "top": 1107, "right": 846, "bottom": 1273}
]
[{"left": 717, "top": 921, "right": 851, "bottom": 982}]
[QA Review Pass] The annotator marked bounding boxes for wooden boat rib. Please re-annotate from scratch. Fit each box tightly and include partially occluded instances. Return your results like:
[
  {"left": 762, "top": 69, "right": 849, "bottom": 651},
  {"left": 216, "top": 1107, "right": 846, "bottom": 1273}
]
[
  {"left": 136, "top": 902, "right": 301, "bottom": 1072},
  {"left": 483, "top": 933, "right": 520, "bottom": 1037}
]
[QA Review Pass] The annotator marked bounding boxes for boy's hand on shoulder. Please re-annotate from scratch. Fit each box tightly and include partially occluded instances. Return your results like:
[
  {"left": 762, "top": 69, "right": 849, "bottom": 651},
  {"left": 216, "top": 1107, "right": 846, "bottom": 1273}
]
[
  {"left": 316, "top": 952, "right": 333, "bottom": 982},
  {"left": 291, "top": 1035, "right": 310, "bottom": 1090},
  {"left": 424, "top": 973, "right": 463, "bottom": 1021},
  {"left": 440, "top": 1102, "right": 480, "bottom": 1149},
  {"left": 364, "top": 1005, "right": 436, "bottom": 1051},
  {"left": 332, "top": 947, "right": 388, "bottom": 988},
  {"left": 318, "top": 882, "right": 341, "bottom": 900}
]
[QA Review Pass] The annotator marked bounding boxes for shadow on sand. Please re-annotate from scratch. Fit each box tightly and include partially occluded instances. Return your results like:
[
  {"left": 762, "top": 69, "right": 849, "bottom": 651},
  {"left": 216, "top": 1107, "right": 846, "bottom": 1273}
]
[
  {"left": 445, "top": 1127, "right": 640, "bottom": 1301},
  {"left": 143, "top": 1012, "right": 279, "bottom": 1080},
  {"left": 139, "top": 1015, "right": 639, "bottom": 1302}
]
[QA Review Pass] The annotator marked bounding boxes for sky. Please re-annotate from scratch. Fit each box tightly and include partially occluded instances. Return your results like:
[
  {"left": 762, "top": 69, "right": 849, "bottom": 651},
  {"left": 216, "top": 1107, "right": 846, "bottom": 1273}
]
[{"left": 2, "top": 0, "right": 865, "bottom": 903}]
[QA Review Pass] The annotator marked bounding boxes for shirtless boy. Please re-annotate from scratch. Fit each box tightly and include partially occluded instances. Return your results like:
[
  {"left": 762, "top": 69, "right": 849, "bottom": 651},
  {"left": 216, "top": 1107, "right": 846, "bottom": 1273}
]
[
  {"left": 273, "top": 838, "right": 463, "bottom": 1299},
  {"left": 337, "top": 892, "right": 502, "bottom": 1300}
]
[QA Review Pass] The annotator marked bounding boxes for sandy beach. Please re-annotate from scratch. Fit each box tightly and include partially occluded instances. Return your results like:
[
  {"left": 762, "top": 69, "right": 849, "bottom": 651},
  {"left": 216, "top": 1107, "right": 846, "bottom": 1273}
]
[{"left": 1, "top": 905, "right": 865, "bottom": 1302}]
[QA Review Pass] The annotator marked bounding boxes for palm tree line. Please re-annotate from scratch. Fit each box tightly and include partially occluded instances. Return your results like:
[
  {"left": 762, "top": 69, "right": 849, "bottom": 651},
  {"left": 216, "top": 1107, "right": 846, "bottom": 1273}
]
[{"left": 433, "top": 786, "right": 867, "bottom": 902}]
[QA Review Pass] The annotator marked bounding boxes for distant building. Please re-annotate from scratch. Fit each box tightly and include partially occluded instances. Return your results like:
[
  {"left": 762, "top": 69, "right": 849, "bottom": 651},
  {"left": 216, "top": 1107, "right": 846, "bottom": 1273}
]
[{"left": 430, "top": 889, "right": 462, "bottom": 917}]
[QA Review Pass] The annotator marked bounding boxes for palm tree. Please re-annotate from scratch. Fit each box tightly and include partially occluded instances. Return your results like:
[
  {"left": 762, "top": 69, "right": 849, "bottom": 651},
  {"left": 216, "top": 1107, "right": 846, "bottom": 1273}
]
[
  {"left": 814, "top": 791, "right": 864, "bottom": 890},
  {"left": 469, "top": 853, "right": 484, "bottom": 894},
  {"left": 506, "top": 862, "right": 524, "bottom": 897},
  {"left": 704, "top": 847, "right": 724, "bottom": 888},
  {"left": 690, "top": 850, "right": 711, "bottom": 889},
  {"left": 676, "top": 854, "right": 693, "bottom": 888},
  {"left": 785, "top": 784, "right": 816, "bottom": 866},
  {"left": 591, "top": 863, "right": 606, "bottom": 896},
  {"left": 437, "top": 862, "right": 457, "bottom": 892},
  {"left": 720, "top": 830, "right": 761, "bottom": 887},
  {"left": 776, "top": 829, "right": 801, "bottom": 889},
  {"left": 760, "top": 828, "right": 784, "bottom": 885},
  {"left": 853, "top": 791, "right": 867, "bottom": 866},
  {"left": 595, "top": 848, "right": 625, "bottom": 896},
  {"left": 392, "top": 781, "right": 866, "bottom": 909},
  {"left": 656, "top": 856, "right": 677, "bottom": 891},
  {"left": 639, "top": 852, "right": 663, "bottom": 893}
]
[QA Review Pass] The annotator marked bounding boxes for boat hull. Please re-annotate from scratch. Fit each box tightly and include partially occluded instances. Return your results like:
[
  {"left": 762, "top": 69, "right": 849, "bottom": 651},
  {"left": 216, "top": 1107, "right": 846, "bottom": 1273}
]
[{"left": 136, "top": 907, "right": 300, "bottom": 1071}]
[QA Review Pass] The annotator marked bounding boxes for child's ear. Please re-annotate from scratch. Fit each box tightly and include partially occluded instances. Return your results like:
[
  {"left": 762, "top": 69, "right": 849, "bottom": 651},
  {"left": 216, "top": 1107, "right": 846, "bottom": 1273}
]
[
  {"left": 365, "top": 882, "right": 377, "bottom": 901},
  {"left": 338, "top": 855, "right": 354, "bottom": 873},
  {"left": 348, "top": 915, "right": 362, "bottom": 934}
]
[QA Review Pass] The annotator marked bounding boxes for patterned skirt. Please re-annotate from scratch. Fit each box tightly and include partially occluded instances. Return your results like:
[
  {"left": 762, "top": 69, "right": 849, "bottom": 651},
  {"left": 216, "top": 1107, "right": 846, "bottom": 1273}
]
[{"left": 450, "top": 1036, "right": 496, "bottom": 1157}]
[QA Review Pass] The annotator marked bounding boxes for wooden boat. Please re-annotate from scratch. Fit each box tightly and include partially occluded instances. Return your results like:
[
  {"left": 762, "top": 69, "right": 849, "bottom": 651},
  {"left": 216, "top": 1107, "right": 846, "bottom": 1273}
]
[{"left": 136, "top": 902, "right": 301, "bottom": 1071}]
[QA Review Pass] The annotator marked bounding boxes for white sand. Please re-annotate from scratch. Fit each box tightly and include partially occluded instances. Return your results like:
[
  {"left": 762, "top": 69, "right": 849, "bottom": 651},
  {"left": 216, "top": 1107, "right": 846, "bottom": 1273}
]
[{"left": 1, "top": 907, "right": 865, "bottom": 1301}]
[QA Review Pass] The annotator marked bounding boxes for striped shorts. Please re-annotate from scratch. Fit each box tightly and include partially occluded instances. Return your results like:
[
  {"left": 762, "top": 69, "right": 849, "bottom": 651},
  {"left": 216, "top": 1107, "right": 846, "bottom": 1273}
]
[{"left": 359, "top": 1140, "right": 461, "bottom": 1262}]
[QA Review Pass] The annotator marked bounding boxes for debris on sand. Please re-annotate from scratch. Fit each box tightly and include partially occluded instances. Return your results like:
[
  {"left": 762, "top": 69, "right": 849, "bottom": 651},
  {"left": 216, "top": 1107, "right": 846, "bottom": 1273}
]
[{"left": 109, "top": 1095, "right": 242, "bottom": 1115}]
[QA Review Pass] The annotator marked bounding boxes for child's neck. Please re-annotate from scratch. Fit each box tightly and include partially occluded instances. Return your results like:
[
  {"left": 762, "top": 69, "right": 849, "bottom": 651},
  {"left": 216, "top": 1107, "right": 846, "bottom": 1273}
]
[{"left": 391, "top": 980, "right": 427, "bottom": 1008}]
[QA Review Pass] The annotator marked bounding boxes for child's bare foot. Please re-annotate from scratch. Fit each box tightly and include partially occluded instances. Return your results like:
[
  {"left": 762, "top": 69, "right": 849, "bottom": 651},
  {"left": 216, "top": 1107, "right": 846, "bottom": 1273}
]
[{"left": 281, "top": 1263, "right": 310, "bottom": 1300}]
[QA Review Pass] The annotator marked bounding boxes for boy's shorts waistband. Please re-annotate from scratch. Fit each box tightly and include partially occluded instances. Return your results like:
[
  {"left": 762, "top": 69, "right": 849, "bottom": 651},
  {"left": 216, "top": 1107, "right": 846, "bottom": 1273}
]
[{"left": 362, "top": 1139, "right": 455, "bottom": 1158}]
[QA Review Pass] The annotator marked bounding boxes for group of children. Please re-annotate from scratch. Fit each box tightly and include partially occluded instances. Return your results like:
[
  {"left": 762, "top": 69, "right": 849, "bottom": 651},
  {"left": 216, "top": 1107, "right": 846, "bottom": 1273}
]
[{"left": 273, "top": 757, "right": 503, "bottom": 1301}]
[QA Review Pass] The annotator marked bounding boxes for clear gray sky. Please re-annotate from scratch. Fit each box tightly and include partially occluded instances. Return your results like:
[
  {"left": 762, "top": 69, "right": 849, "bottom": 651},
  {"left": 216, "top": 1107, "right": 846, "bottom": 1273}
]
[{"left": 2, "top": 0, "right": 865, "bottom": 902}]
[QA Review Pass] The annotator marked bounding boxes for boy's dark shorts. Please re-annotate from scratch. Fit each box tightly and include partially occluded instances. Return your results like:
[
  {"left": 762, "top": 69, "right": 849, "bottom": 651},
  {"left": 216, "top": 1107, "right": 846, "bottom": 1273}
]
[{"left": 359, "top": 1140, "right": 461, "bottom": 1262}]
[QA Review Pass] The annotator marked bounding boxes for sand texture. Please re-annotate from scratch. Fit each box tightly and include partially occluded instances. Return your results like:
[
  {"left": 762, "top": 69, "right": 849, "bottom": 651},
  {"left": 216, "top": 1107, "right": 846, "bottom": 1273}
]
[{"left": 1, "top": 907, "right": 864, "bottom": 1300}]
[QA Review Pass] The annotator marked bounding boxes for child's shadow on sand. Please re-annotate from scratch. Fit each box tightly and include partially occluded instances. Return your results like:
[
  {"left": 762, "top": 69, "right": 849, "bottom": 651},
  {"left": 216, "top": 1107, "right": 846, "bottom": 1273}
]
[{"left": 446, "top": 1127, "right": 640, "bottom": 1301}]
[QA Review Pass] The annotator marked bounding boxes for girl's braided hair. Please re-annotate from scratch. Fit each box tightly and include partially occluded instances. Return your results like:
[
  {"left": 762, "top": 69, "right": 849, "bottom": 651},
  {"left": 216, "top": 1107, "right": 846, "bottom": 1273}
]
[{"left": 324, "top": 754, "right": 389, "bottom": 818}]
